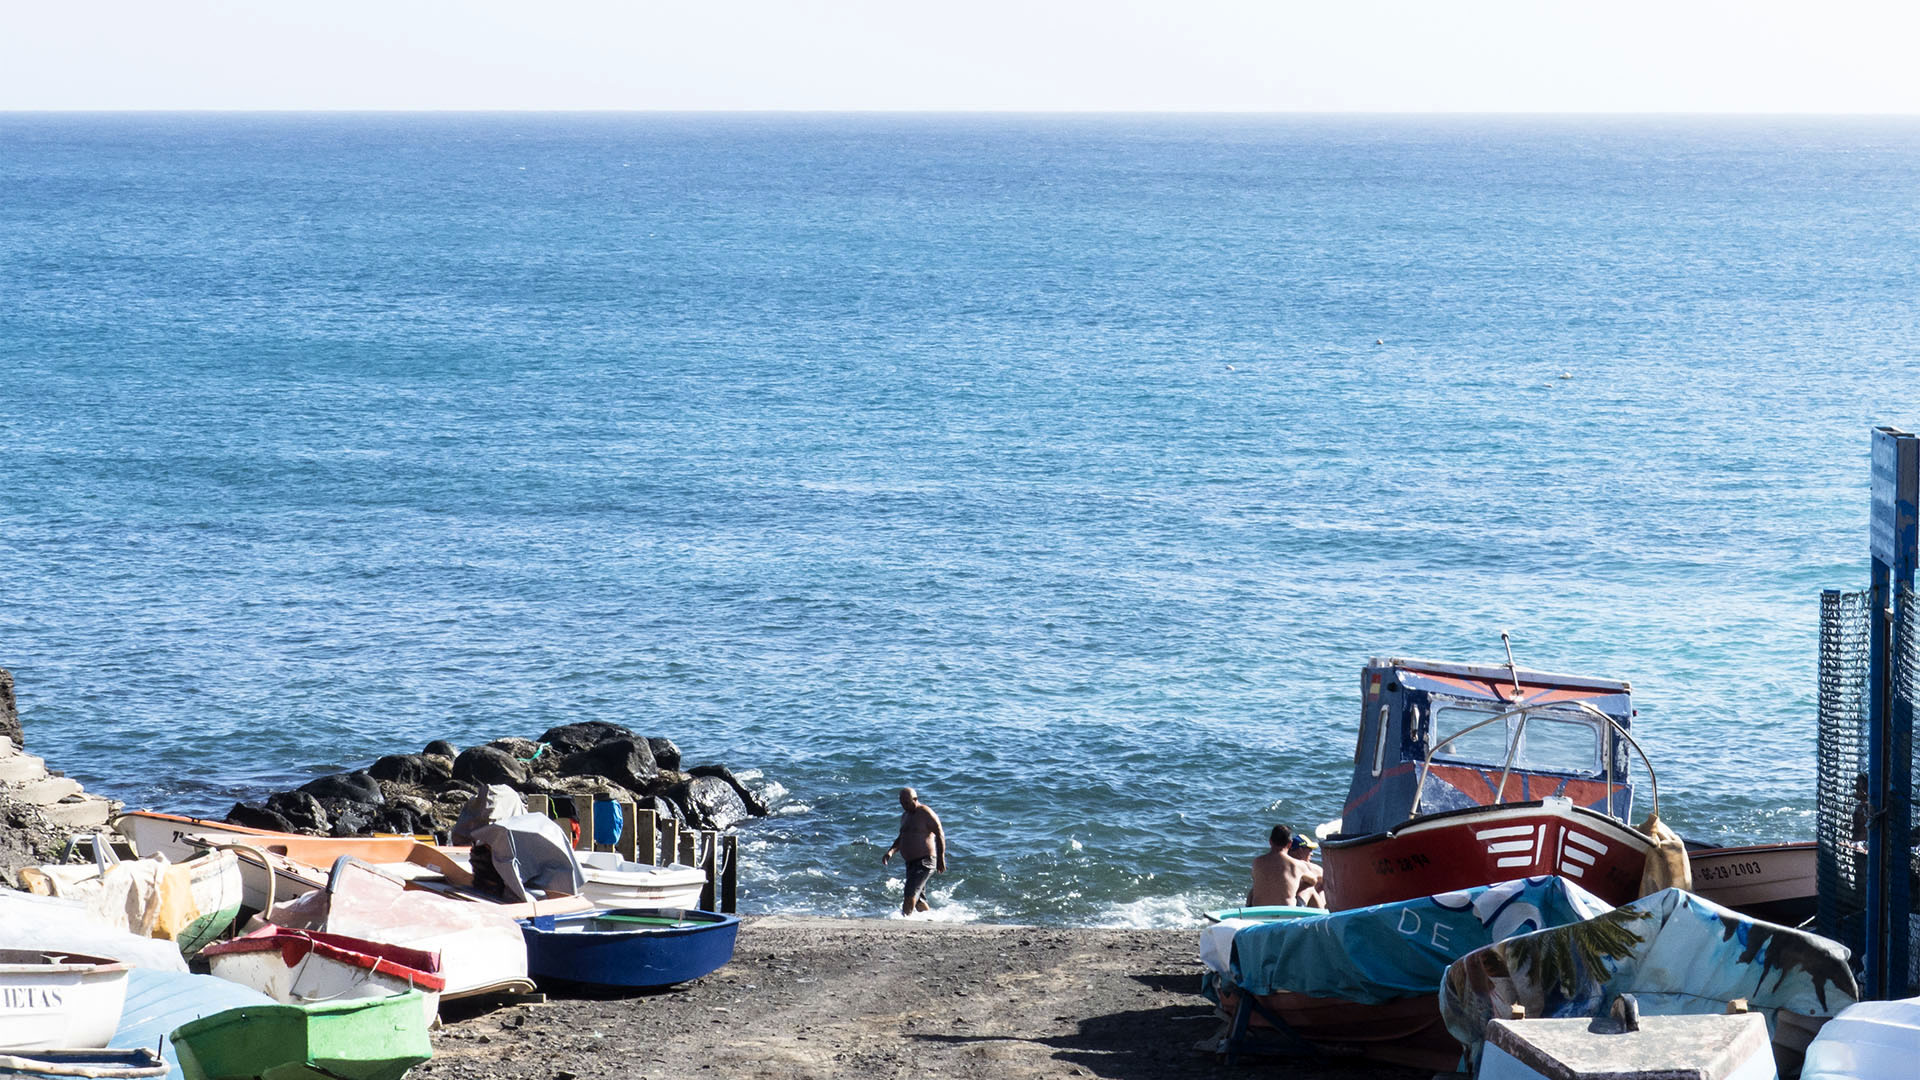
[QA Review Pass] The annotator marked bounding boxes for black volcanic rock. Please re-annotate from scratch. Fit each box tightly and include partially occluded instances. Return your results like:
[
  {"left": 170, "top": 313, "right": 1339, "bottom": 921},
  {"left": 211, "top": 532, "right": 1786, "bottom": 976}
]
[
  {"left": 368, "top": 753, "right": 453, "bottom": 787},
  {"left": 299, "top": 771, "right": 385, "bottom": 807},
  {"left": 646, "top": 737, "right": 682, "bottom": 771},
  {"left": 268, "top": 790, "right": 333, "bottom": 833},
  {"left": 557, "top": 737, "right": 657, "bottom": 793},
  {"left": 687, "top": 764, "right": 768, "bottom": 816},
  {"left": 683, "top": 774, "right": 749, "bottom": 830},
  {"left": 538, "top": 722, "right": 636, "bottom": 758},
  {"left": 452, "top": 745, "right": 529, "bottom": 788},
  {"left": 226, "top": 801, "right": 294, "bottom": 832}
]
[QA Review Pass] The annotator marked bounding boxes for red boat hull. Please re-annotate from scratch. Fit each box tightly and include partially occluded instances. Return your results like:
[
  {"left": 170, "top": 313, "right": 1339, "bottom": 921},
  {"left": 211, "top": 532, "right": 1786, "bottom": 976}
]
[
  {"left": 1321, "top": 800, "right": 1653, "bottom": 910},
  {"left": 1215, "top": 985, "right": 1462, "bottom": 1071}
]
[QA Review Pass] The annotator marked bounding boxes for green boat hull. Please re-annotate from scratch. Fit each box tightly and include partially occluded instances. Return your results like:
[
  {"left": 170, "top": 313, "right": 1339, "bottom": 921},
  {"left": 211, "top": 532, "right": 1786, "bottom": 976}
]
[{"left": 172, "top": 991, "right": 431, "bottom": 1080}]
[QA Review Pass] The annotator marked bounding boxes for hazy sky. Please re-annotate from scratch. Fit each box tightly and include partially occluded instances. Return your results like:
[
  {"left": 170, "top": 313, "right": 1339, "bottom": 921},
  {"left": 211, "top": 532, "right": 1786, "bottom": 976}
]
[{"left": 5, "top": 1, "right": 1920, "bottom": 112}]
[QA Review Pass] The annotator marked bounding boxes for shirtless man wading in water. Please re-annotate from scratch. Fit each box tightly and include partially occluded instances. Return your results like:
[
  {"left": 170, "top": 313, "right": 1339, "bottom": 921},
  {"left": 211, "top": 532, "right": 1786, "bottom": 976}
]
[{"left": 882, "top": 787, "right": 947, "bottom": 915}]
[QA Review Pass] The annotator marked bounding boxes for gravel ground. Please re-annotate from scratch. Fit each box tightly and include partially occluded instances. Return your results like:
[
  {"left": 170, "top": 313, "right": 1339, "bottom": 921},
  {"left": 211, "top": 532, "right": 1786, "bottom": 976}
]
[{"left": 416, "top": 915, "right": 1427, "bottom": 1080}]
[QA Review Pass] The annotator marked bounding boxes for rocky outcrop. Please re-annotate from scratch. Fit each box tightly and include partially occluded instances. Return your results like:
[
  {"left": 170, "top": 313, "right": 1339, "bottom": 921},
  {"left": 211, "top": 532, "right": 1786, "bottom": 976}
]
[
  {"left": 224, "top": 725, "right": 770, "bottom": 842},
  {"left": 0, "top": 669, "right": 20, "bottom": 751}
]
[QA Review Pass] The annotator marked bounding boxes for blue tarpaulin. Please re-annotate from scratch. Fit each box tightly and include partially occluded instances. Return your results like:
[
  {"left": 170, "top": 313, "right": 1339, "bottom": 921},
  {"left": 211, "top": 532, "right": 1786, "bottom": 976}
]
[{"left": 1226, "top": 876, "right": 1612, "bottom": 1005}]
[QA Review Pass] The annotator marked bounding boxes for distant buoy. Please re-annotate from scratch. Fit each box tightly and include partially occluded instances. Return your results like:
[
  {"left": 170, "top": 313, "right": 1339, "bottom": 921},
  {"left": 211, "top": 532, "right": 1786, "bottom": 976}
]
[
  {"left": 1376, "top": 339, "right": 1384, "bottom": 345},
  {"left": 1559, "top": 371, "right": 1573, "bottom": 380},
  {"left": 1226, "top": 364, "right": 1235, "bottom": 372}
]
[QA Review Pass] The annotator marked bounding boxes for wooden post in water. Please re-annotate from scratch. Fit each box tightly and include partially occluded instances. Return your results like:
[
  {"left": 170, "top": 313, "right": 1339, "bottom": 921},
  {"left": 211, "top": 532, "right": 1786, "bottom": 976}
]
[
  {"left": 571, "top": 796, "right": 594, "bottom": 851},
  {"left": 699, "top": 829, "right": 718, "bottom": 910},
  {"left": 661, "top": 818, "right": 680, "bottom": 867},
  {"left": 720, "top": 834, "right": 738, "bottom": 914},
  {"left": 676, "top": 828, "right": 697, "bottom": 870},
  {"left": 634, "top": 808, "right": 658, "bottom": 865},
  {"left": 615, "top": 800, "right": 638, "bottom": 862}
]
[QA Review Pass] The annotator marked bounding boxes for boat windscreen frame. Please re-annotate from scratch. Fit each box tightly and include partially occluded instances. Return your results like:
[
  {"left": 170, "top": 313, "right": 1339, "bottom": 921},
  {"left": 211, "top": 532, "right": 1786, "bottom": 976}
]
[{"left": 1411, "top": 698, "right": 1658, "bottom": 818}]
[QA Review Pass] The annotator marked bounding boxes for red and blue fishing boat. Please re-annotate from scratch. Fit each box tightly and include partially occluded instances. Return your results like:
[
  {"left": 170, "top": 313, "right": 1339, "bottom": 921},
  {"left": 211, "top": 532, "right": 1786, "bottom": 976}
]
[{"left": 1320, "top": 653, "right": 1662, "bottom": 910}]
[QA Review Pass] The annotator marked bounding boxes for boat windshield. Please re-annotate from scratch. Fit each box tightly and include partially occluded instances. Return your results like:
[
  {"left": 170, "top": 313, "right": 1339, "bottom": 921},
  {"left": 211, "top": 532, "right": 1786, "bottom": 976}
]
[{"left": 1430, "top": 702, "right": 1606, "bottom": 777}]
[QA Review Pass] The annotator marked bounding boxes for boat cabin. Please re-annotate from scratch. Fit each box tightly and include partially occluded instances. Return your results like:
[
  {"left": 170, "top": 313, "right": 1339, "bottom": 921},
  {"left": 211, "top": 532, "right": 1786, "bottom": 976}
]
[{"left": 1338, "top": 657, "right": 1636, "bottom": 838}]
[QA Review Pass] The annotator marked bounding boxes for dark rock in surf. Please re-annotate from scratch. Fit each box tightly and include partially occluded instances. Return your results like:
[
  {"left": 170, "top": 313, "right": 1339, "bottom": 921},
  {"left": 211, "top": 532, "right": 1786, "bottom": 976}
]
[
  {"left": 452, "top": 745, "right": 529, "bottom": 788},
  {"left": 226, "top": 801, "right": 295, "bottom": 833},
  {"left": 367, "top": 753, "right": 453, "bottom": 787},
  {"left": 267, "top": 790, "right": 333, "bottom": 834},
  {"left": 557, "top": 737, "right": 657, "bottom": 793},
  {"left": 299, "top": 771, "right": 385, "bottom": 807},
  {"left": 327, "top": 801, "right": 379, "bottom": 838},
  {"left": 688, "top": 764, "right": 769, "bottom": 817},
  {"left": 487, "top": 737, "right": 543, "bottom": 764},
  {"left": 683, "top": 774, "right": 750, "bottom": 830},
  {"left": 647, "top": 737, "right": 682, "bottom": 771},
  {"left": 538, "top": 722, "right": 636, "bottom": 758},
  {"left": 366, "top": 802, "right": 435, "bottom": 837},
  {"left": 423, "top": 740, "right": 458, "bottom": 758}
]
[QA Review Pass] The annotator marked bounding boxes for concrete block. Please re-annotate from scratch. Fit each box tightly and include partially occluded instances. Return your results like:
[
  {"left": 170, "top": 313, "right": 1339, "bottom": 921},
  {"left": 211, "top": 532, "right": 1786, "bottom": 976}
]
[
  {"left": 9, "top": 776, "right": 82, "bottom": 806},
  {"left": 41, "top": 796, "right": 116, "bottom": 830},
  {"left": 0, "top": 754, "right": 46, "bottom": 783}
]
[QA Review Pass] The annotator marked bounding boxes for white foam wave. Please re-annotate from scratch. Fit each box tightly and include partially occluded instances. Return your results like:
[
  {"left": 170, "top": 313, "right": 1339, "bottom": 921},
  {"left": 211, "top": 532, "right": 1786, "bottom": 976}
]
[{"left": 1086, "top": 892, "right": 1220, "bottom": 929}]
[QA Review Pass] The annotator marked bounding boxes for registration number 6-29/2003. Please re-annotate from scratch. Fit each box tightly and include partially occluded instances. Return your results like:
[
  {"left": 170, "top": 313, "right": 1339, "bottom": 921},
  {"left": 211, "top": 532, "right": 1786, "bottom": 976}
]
[{"left": 1697, "top": 861, "right": 1762, "bottom": 882}]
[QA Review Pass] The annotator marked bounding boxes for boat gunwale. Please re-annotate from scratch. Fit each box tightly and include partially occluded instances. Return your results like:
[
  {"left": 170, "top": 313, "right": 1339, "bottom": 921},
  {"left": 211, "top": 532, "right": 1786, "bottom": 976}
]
[{"left": 1321, "top": 798, "right": 1649, "bottom": 849}]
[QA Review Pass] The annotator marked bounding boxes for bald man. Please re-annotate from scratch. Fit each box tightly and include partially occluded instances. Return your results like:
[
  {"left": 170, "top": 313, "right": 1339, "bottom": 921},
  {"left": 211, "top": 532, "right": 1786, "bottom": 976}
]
[{"left": 881, "top": 786, "right": 947, "bottom": 915}]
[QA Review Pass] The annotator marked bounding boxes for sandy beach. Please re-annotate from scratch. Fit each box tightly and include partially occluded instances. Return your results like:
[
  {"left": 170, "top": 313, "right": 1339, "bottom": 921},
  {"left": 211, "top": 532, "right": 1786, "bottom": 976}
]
[{"left": 416, "top": 915, "right": 1423, "bottom": 1080}]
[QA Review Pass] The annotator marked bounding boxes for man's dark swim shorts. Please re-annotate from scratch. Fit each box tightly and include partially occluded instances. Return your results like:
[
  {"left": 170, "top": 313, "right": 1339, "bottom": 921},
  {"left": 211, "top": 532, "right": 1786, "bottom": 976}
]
[{"left": 903, "top": 856, "right": 936, "bottom": 905}]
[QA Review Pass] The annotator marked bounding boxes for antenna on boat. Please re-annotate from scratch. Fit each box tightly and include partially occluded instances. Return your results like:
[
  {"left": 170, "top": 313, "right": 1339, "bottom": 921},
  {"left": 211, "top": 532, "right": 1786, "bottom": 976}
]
[{"left": 1500, "top": 631, "right": 1522, "bottom": 701}]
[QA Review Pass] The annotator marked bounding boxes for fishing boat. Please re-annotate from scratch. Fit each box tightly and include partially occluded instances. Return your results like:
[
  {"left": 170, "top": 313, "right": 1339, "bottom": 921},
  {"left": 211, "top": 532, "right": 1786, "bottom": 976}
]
[
  {"left": 1200, "top": 877, "right": 1611, "bottom": 1070},
  {"left": 1685, "top": 841, "right": 1816, "bottom": 927},
  {"left": 1441, "top": 887, "right": 1859, "bottom": 1076},
  {"left": 1479, "top": 998, "right": 1776, "bottom": 1080},
  {"left": 170, "top": 991, "right": 432, "bottom": 1080},
  {"left": 0, "top": 950, "right": 130, "bottom": 1051},
  {"left": 574, "top": 851, "right": 706, "bottom": 910},
  {"left": 0, "top": 1048, "right": 169, "bottom": 1079},
  {"left": 1320, "top": 655, "right": 1663, "bottom": 910},
  {"left": 520, "top": 909, "right": 740, "bottom": 989},
  {"left": 202, "top": 927, "right": 445, "bottom": 1027},
  {"left": 261, "top": 857, "right": 534, "bottom": 1000}
]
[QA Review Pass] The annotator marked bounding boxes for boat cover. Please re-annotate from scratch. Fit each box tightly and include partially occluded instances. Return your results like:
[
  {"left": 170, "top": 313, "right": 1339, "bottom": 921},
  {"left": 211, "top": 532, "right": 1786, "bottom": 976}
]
[
  {"left": 108, "top": 967, "right": 274, "bottom": 1072},
  {"left": 1214, "top": 876, "right": 1611, "bottom": 1004},
  {"left": 469, "top": 813, "right": 587, "bottom": 902},
  {"left": 448, "top": 784, "right": 526, "bottom": 845},
  {"left": 1440, "top": 887, "right": 1859, "bottom": 1071}
]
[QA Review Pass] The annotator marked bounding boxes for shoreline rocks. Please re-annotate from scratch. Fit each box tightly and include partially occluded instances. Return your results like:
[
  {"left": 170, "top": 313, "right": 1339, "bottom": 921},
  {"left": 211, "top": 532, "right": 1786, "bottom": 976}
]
[{"left": 227, "top": 722, "right": 770, "bottom": 840}]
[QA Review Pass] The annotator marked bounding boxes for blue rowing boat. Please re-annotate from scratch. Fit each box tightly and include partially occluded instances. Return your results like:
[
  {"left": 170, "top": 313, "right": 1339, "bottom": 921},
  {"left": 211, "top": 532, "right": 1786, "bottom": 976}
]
[{"left": 520, "top": 909, "right": 740, "bottom": 989}]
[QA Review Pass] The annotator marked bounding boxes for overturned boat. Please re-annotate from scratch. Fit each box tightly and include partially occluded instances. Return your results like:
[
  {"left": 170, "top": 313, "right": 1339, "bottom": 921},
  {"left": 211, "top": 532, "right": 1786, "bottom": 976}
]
[
  {"left": 1199, "top": 876, "right": 1611, "bottom": 1070},
  {"left": 1322, "top": 656, "right": 1665, "bottom": 910},
  {"left": 1440, "top": 887, "right": 1859, "bottom": 1076}
]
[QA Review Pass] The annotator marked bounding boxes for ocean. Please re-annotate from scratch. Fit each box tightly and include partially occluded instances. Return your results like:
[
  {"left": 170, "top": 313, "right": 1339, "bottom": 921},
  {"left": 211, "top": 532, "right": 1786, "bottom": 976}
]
[{"left": 2, "top": 113, "right": 1916, "bottom": 925}]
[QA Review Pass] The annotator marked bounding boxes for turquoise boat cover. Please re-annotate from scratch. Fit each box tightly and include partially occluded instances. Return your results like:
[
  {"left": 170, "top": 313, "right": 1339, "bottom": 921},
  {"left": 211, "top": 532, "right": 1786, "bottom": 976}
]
[
  {"left": 1225, "top": 876, "right": 1612, "bottom": 1004},
  {"left": 1440, "top": 887, "right": 1859, "bottom": 1070},
  {"left": 109, "top": 967, "right": 274, "bottom": 1073}
]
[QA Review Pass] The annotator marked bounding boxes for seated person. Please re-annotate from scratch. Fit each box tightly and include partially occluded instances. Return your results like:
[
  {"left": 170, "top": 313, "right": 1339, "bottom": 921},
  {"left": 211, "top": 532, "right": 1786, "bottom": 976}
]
[{"left": 1248, "top": 824, "right": 1324, "bottom": 908}]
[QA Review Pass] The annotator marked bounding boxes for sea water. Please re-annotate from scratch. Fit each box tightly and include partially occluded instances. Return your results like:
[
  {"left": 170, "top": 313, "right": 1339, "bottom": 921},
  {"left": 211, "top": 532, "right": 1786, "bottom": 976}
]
[{"left": 2, "top": 114, "right": 1916, "bottom": 925}]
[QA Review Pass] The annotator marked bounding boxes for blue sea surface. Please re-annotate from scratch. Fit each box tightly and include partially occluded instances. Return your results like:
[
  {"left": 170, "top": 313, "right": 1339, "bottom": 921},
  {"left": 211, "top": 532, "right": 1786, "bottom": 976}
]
[{"left": 2, "top": 114, "right": 1916, "bottom": 925}]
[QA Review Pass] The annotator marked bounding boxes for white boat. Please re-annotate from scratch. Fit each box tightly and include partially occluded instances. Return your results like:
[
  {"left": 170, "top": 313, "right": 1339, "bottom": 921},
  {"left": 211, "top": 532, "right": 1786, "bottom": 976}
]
[
  {"left": 259, "top": 856, "right": 535, "bottom": 1000},
  {"left": 201, "top": 926, "right": 446, "bottom": 1027},
  {"left": 1686, "top": 841, "right": 1817, "bottom": 927},
  {"left": 575, "top": 851, "right": 706, "bottom": 909},
  {"left": 0, "top": 949, "right": 131, "bottom": 1051},
  {"left": 1801, "top": 995, "right": 1920, "bottom": 1080},
  {"left": 1479, "top": 1003, "right": 1776, "bottom": 1080}
]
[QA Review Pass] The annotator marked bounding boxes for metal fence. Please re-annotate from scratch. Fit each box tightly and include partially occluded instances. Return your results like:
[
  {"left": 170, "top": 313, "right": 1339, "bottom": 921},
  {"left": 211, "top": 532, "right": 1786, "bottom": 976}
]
[
  {"left": 1817, "top": 588, "right": 1872, "bottom": 962},
  {"left": 1900, "top": 588, "right": 1920, "bottom": 992}
]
